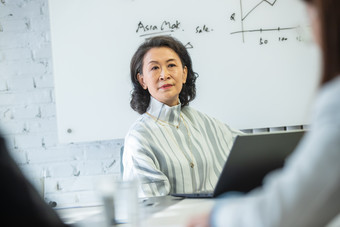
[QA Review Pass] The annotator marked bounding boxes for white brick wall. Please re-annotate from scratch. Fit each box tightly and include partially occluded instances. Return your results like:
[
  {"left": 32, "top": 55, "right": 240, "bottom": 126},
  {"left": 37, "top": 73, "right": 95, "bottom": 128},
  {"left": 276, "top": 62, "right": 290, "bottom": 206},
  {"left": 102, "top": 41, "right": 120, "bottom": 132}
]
[{"left": 0, "top": 0, "right": 123, "bottom": 208}]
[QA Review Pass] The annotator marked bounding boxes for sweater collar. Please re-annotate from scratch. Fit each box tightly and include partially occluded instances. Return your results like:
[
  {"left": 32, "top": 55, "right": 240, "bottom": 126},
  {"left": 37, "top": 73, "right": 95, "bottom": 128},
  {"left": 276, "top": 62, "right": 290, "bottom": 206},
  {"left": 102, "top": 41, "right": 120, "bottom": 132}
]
[{"left": 146, "top": 97, "right": 182, "bottom": 126}]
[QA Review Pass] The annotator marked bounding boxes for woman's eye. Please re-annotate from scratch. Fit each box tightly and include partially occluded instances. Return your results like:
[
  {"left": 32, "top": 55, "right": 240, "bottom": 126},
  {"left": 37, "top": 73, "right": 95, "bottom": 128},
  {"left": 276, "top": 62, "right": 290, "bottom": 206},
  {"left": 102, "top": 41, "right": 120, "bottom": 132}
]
[
  {"left": 151, "top": 66, "right": 159, "bottom": 70},
  {"left": 168, "top": 64, "right": 176, "bottom": 68}
]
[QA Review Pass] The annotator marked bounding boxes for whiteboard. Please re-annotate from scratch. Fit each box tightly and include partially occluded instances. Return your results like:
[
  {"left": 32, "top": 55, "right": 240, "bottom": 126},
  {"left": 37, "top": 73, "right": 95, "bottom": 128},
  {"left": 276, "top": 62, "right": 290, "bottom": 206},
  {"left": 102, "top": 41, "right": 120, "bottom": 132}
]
[{"left": 49, "top": 0, "right": 320, "bottom": 143}]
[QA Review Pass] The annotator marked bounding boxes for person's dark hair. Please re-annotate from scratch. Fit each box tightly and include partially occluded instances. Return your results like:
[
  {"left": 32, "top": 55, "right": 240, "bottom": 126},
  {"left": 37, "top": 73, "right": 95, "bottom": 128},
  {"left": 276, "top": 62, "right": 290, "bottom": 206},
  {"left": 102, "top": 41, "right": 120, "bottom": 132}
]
[
  {"left": 130, "top": 36, "right": 198, "bottom": 114},
  {"left": 302, "top": 0, "right": 340, "bottom": 85}
]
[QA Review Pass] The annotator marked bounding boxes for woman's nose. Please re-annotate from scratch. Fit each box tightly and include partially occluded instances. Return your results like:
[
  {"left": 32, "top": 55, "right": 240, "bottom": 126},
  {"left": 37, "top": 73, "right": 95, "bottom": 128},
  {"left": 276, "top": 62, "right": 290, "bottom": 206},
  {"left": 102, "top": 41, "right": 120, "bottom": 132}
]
[{"left": 160, "top": 69, "right": 171, "bottom": 80}]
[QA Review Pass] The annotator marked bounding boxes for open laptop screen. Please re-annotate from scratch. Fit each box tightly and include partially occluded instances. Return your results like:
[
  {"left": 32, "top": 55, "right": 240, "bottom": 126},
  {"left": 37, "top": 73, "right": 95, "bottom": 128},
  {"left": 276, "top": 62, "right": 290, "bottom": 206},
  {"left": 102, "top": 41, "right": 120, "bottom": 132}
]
[{"left": 213, "top": 130, "right": 305, "bottom": 197}]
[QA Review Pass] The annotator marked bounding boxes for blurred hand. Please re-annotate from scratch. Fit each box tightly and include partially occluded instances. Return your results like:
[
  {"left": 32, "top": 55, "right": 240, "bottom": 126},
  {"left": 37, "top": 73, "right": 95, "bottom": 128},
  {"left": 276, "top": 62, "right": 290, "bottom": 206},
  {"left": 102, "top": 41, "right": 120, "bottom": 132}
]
[{"left": 186, "top": 212, "right": 211, "bottom": 227}]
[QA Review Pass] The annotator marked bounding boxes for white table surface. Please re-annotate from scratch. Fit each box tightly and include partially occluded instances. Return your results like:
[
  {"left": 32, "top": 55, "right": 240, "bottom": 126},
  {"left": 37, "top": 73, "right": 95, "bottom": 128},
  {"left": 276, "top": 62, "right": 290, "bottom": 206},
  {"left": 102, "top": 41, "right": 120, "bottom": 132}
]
[
  {"left": 56, "top": 197, "right": 340, "bottom": 227},
  {"left": 55, "top": 197, "right": 215, "bottom": 227}
]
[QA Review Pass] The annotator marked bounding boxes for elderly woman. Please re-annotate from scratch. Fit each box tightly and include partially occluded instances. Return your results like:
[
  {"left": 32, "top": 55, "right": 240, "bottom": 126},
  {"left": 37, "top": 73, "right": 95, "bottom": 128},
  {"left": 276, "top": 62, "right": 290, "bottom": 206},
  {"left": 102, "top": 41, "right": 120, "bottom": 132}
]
[{"left": 123, "top": 36, "right": 241, "bottom": 197}]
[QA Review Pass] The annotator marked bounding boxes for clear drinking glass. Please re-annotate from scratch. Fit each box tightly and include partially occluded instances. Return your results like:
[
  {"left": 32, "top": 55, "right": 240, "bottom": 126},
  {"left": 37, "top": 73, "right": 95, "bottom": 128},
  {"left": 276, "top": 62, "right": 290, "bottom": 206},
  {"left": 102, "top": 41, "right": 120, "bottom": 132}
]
[{"left": 98, "top": 177, "right": 139, "bottom": 227}]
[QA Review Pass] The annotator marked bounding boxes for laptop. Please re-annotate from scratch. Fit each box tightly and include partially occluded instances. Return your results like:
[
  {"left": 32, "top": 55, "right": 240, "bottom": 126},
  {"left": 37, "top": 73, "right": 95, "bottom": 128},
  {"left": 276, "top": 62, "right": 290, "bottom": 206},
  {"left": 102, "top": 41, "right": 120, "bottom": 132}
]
[{"left": 171, "top": 130, "right": 305, "bottom": 198}]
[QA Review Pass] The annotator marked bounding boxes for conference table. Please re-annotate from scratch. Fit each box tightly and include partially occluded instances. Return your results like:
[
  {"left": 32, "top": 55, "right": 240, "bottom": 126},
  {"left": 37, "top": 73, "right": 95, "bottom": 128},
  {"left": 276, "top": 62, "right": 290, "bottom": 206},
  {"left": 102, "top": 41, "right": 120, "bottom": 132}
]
[
  {"left": 56, "top": 196, "right": 216, "bottom": 227},
  {"left": 57, "top": 196, "right": 340, "bottom": 227}
]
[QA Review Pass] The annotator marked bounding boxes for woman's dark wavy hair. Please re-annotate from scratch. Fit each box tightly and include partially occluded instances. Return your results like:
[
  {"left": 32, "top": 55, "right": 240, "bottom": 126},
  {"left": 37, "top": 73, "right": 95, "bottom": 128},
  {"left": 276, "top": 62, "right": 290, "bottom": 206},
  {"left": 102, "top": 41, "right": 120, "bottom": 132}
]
[
  {"left": 130, "top": 36, "right": 198, "bottom": 114},
  {"left": 302, "top": 0, "right": 340, "bottom": 85}
]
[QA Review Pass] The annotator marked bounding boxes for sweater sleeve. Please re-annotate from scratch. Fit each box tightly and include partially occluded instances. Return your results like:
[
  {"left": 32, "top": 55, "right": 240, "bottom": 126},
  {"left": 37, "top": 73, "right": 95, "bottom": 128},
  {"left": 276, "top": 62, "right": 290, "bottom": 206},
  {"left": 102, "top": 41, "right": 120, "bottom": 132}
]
[{"left": 122, "top": 129, "right": 171, "bottom": 197}]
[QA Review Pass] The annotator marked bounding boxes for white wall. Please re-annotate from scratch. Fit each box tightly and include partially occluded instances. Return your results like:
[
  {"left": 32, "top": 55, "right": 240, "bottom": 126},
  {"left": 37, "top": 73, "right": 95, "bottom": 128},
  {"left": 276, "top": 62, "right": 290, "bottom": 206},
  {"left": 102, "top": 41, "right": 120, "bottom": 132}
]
[{"left": 0, "top": 0, "right": 123, "bottom": 208}]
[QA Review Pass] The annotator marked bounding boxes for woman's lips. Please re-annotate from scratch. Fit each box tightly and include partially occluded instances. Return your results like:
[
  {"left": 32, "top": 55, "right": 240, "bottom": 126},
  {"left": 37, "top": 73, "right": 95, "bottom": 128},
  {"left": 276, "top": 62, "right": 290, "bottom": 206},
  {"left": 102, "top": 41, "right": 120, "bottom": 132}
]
[{"left": 160, "top": 84, "right": 173, "bottom": 89}]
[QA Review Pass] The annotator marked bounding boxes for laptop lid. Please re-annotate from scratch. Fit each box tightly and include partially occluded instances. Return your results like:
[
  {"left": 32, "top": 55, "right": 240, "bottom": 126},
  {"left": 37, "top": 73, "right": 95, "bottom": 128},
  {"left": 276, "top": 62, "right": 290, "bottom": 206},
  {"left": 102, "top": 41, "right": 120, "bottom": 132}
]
[{"left": 213, "top": 130, "right": 305, "bottom": 197}]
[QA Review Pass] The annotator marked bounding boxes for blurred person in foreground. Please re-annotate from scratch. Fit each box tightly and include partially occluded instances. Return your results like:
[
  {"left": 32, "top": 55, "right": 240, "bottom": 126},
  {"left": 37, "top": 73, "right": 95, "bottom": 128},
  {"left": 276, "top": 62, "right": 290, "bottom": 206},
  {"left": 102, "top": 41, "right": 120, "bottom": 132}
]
[{"left": 0, "top": 133, "right": 69, "bottom": 226}]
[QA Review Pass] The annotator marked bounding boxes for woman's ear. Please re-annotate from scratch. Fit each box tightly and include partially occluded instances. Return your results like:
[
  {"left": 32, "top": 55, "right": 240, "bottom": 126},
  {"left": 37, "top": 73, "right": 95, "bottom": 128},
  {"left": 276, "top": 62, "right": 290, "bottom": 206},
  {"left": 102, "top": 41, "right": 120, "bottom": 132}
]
[
  {"left": 182, "top": 66, "right": 188, "bottom": 84},
  {"left": 137, "top": 73, "right": 147, "bottom": 89}
]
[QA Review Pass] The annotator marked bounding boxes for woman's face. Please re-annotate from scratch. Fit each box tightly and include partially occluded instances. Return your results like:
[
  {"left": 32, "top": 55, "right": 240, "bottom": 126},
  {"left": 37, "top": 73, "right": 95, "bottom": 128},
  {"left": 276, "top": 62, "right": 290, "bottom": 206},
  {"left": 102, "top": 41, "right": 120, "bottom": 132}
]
[{"left": 137, "top": 47, "right": 187, "bottom": 107}]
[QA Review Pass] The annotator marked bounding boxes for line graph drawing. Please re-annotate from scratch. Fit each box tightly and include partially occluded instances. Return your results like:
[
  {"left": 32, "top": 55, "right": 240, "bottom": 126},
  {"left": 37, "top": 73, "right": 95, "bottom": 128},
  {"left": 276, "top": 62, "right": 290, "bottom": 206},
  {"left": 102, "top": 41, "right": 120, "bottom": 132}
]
[
  {"left": 242, "top": 0, "right": 277, "bottom": 21},
  {"left": 231, "top": 0, "right": 299, "bottom": 43}
]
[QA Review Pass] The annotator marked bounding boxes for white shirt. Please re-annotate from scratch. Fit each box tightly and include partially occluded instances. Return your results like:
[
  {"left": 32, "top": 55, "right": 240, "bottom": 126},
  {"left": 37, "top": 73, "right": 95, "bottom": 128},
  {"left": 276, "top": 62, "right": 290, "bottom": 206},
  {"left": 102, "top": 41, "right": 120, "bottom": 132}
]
[
  {"left": 123, "top": 97, "right": 241, "bottom": 197},
  {"left": 212, "top": 76, "right": 340, "bottom": 227}
]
